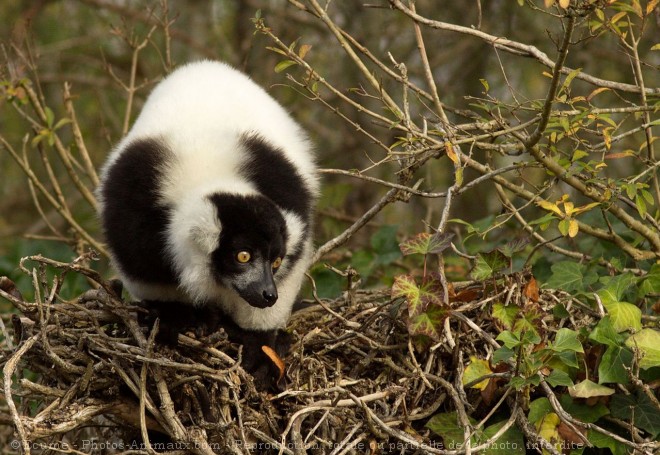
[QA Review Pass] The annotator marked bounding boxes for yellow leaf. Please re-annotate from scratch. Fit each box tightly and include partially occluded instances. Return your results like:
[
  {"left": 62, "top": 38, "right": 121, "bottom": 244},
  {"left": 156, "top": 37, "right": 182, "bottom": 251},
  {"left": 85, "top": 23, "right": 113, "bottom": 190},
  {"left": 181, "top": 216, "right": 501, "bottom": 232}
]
[
  {"left": 537, "top": 200, "right": 564, "bottom": 216},
  {"left": 587, "top": 87, "right": 611, "bottom": 102},
  {"left": 537, "top": 412, "right": 562, "bottom": 455},
  {"left": 298, "top": 44, "right": 312, "bottom": 60},
  {"left": 463, "top": 357, "right": 492, "bottom": 390},
  {"left": 563, "top": 201, "right": 575, "bottom": 216},
  {"left": 648, "top": 0, "right": 660, "bottom": 16},
  {"left": 572, "top": 202, "right": 600, "bottom": 215},
  {"left": 544, "top": 0, "right": 555, "bottom": 7},
  {"left": 262, "top": 345, "right": 285, "bottom": 381},
  {"left": 568, "top": 219, "right": 579, "bottom": 237},
  {"left": 446, "top": 142, "right": 459, "bottom": 164},
  {"left": 559, "top": 0, "right": 570, "bottom": 8}
]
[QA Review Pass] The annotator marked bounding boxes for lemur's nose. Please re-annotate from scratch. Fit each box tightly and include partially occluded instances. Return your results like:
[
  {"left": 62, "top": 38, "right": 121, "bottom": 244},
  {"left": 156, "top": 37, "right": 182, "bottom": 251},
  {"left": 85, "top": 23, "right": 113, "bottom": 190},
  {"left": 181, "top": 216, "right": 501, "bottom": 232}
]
[{"left": 262, "top": 290, "right": 278, "bottom": 304}]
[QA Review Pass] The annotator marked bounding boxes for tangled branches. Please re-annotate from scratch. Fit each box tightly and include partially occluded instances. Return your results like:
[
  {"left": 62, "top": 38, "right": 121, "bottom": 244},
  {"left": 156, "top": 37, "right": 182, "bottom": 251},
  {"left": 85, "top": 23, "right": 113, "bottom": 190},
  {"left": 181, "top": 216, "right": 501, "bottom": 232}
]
[{"left": 2, "top": 254, "right": 657, "bottom": 454}]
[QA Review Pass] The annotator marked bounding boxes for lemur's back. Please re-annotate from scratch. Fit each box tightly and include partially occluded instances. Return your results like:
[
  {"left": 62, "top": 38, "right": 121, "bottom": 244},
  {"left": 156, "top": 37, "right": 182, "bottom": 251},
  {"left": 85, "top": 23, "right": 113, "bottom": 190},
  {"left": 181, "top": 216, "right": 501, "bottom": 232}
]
[{"left": 97, "top": 60, "right": 317, "bottom": 332}]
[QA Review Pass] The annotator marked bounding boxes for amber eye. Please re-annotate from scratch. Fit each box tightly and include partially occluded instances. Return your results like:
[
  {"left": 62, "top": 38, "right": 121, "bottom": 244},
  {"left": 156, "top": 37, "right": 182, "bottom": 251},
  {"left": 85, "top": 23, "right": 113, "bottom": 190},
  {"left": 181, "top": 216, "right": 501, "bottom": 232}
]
[
  {"left": 272, "top": 257, "right": 282, "bottom": 269},
  {"left": 236, "top": 251, "right": 251, "bottom": 263}
]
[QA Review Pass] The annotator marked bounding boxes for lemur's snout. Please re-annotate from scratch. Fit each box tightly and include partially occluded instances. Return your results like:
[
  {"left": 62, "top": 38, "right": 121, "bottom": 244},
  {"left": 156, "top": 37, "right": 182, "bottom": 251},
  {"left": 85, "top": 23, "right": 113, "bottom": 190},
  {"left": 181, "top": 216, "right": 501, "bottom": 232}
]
[{"left": 262, "top": 290, "right": 278, "bottom": 305}]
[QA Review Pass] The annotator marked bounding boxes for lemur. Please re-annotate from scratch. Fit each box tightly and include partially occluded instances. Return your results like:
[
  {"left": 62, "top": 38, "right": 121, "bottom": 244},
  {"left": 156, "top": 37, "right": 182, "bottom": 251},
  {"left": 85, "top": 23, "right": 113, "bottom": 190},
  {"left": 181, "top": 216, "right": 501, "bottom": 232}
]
[{"left": 97, "top": 60, "right": 318, "bottom": 388}]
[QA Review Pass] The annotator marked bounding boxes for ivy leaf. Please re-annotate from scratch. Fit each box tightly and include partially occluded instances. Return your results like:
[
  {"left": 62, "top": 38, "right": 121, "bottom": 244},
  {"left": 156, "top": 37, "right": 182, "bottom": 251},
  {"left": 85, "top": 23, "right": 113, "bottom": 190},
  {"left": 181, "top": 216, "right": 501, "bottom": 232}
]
[
  {"left": 492, "top": 302, "right": 519, "bottom": 329},
  {"left": 496, "top": 330, "right": 521, "bottom": 349},
  {"left": 463, "top": 357, "right": 492, "bottom": 390},
  {"left": 482, "top": 420, "right": 525, "bottom": 455},
  {"left": 392, "top": 274, "right": 418, "bottom": 301},
  {"left": 426, "top": 412, "right": 478, "bottom": 444},
  {"left": 545, "top": 369, "right": 574, "bottom": 387},
  {"left": 604, "top": 301, "right": 642, "bottom": 333},
  {"left": 552, "top": 328, "right": 584, "bottom": 353},
  {"left": 559, "top": 394, "right": 609, "bottom": 423},
  {"left": 501, "top": 237, "right": 530, "bottom": 257},
  {"left": 471, "top": 250, "right": 510, "bottom": 280},
  {"left": 371, "top": 224, "right": 402, "bottom": 265},
  {"left": 588, "top": 431, "right": 628, "bottom": 455},
  {"left": 408, "top": 304, "right": 447, "bottom": 341},
  {"left": 638, "top": 264, "right": 660, "bottom": 298},
  {"left": 568, "top": 379, "right": 615, "bottom": 398},
  {"left": 611, "top": 391, "right": 660, "bottom": 438},
  {"left": 598, "top": 273, "right": 637, "bottom": 305},
  {"left": 544, "top": 261, "right": 598, "bottom": 293},
  {"left": 399, "top": 231, "right": 454, "bottom": 256},
  {"left": 588, "top": 316, "right": 625, "bottom": 347},
  {"left": 536, "top": 413, "right": 561, "bottom": 453},
  {"left": 492, "top": 346, "right": 515, "bottom": 364},
  {"left": 528, "top": 398, "right": 552, "bottom": 424},
  {"left": 625, "top": 328, "right": 660, "bottom": 369},
  {"left": 598, "top": 344, "right": 633, "bottom": 384}
]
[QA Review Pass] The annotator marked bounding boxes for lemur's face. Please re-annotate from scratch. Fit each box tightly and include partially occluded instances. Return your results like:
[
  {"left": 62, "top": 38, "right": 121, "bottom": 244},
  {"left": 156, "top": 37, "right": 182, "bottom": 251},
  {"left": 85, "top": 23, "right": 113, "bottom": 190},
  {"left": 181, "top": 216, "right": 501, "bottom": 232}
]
[{"left": 209, "top": 194, "right": 287, "bottom": 308}]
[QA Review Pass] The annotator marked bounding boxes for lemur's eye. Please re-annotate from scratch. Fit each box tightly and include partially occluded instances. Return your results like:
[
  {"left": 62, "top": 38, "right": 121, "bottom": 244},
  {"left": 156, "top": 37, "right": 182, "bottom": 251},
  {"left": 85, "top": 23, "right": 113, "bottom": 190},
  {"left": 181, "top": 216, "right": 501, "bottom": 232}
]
[
  {"left": 236, "top": 251, "right": 251, "bottom": 263},
  {"left": 272, "top": 257, "right": 282, "bottom": 269}
]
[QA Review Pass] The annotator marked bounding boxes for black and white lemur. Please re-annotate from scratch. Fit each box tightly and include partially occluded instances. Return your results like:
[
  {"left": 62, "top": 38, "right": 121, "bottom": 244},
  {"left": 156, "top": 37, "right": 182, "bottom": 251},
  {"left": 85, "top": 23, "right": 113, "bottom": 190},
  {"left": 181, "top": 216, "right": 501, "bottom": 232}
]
[{"left": 97, "top": 60, "right": 318, "bottom": 388}]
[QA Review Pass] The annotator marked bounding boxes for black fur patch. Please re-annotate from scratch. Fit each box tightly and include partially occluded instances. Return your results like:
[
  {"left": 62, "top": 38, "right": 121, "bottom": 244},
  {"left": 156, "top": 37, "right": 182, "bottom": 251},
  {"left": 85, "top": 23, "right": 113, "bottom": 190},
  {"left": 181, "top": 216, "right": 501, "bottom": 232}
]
[
  {"left": 239, "top": 134, "right": 313, "bottom": 223},
  {"left": 100, "top": 139, "right": 177, "bottom": 284},
  {"left": 139, "top": 299, "right": 291, "bottom": 391},
  {"left": 209, "top": 193, "right": 287, "bottom": 280}
]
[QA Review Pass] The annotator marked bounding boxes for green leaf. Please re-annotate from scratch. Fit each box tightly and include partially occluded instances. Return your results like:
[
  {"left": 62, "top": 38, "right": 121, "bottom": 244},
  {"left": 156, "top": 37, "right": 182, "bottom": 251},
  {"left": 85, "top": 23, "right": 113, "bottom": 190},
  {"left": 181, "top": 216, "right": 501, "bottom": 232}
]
[
  {"left": 555, "top": 350, "right": 579, "bottom": 369},
  {"left": 552, "top": 328, "right": 584, "bottom": 353},
  {"left": 371, "top": 224, "right": 402, "bottom": 265},
  {"left": 274, "top": 59, "right": 297, "bottom": 73},
  {"left": 471, "top": 250, "right": 510, "bottom": 280},
  {"left": 544, "top": 261, "right": 598, "bottom": 293},
  {"left": 492, "top": 346, "right": 515, "bottom": 364},
  {"left": 611, "top": 391, "right": 660, "bottom": 438},
  {"left": 399, "top": 231, "right": 454, "bottom": 256},
  {"left": 638, "top": 264, "right": 660, "bottom": 298},
  {"left": 568, "top": 379, "right": 614, "bottom": 398},
  {"left": 604, "top": 301, "right": 642, "bottom": 333},
  {"left": 53, "top": 117, "right": 72, "bottom": 130},
  {"left": 426, "top": 412, "right": 477, "bottom": 444},
  {"left": 408, "top": 304, "right": 447, "bottom": 341},
  {"left": 598, "top": 272, "right": 636, "bottom": 305},
  {"left": 545, "top": 369, "right": 574, "bottom": 387},
  {"left": 625, "top": 328, "right": 660, "bottom": 369},
  {"left": 492, "top": 302, "right": 519, "bottom": 329},
  {"left": 588, "top": 431, "right": 627, "bottom": 455},
  {"left": 500, "top": 237, "right": 530, "bottom": 257},
  {"left": 45, "top": 106, "right": 55, "bottom": 128},
  {"left": 559, "top": 394, "right": 609, "bottom": 423},
  {"left": 392, "top": 274, "right": 419, "bottom": 304},
  {"left": 496, "top": 331, "right": 521, "bottom": 349},
  {"left": 588, "top": 316, "right": 625, "bottom": 347},
  {"left": 393, "top": 273, "right": 445, "bottom": 320},
  {"left": 482, "top": 420, "right": 525, "bottom": 455},
  {"left": 560, "top": 67, "right": 583, "bottom": 93},
  {"left": 598, "top": 345, "right": 633, "bottom": 384},
  {"left": 528, "top": 398, "right": 552, "bottom": 424},
  {"left": 635, "top": 194, "right": 648, "bottom": 218}
]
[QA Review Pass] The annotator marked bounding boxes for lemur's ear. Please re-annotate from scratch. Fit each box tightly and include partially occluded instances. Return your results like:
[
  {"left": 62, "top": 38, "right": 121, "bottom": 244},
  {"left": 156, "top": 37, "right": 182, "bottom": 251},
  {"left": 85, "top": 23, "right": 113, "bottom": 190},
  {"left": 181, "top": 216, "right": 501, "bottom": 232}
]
[
  {"left": 170, "top": 196, "right": 221, "bottom": 255},
  {"left": 190, "top": 222, "right": 220, "bottom": 254}
]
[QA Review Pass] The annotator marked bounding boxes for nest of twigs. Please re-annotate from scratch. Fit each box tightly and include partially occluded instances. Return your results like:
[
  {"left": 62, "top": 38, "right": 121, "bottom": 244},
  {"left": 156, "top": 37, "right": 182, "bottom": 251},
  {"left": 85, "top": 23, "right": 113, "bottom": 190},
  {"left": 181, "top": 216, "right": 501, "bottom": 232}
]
[{"left": 0, "top": 254, "right": 600, "bottom": 454}]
